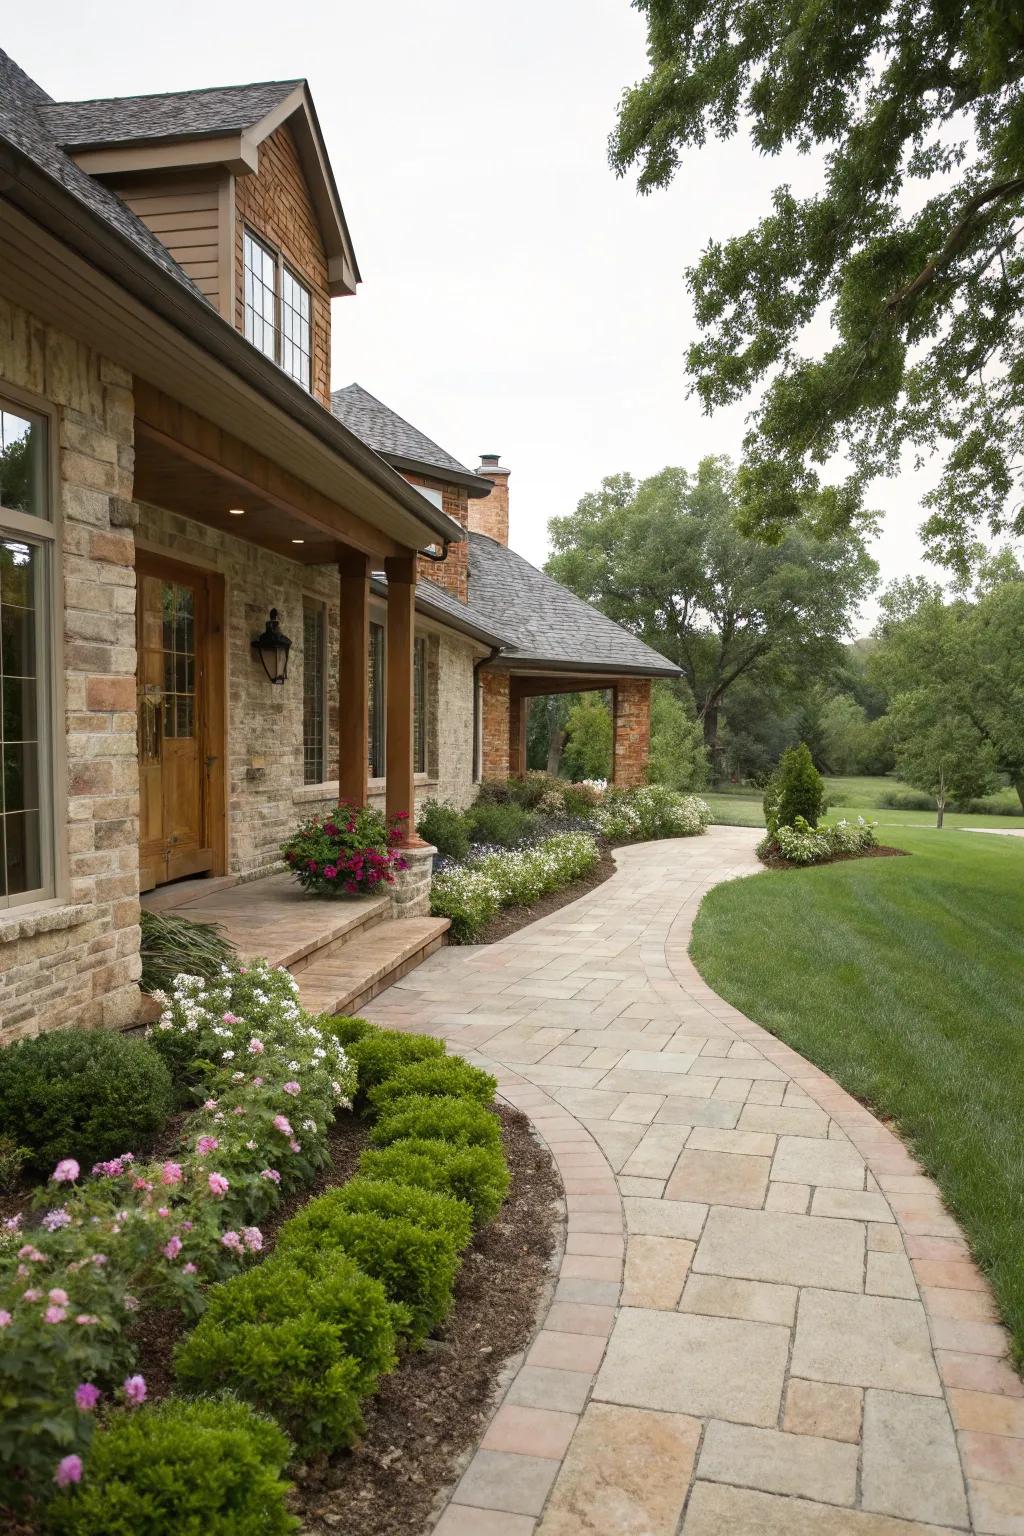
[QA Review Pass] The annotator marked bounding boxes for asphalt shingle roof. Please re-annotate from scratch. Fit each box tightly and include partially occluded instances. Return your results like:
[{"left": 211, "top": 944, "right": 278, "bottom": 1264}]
[
  {"left": 37, "top": 80, "right": 301, "bottom": 149},
  {"left": 467, "top": 533, "right": 680, "bottom": 677},
  {"left": 0, "top": 50, "right": 209, "bottom": 302},
  {"left": 331, "top": 384, "right": 478, "bottom": 481}
]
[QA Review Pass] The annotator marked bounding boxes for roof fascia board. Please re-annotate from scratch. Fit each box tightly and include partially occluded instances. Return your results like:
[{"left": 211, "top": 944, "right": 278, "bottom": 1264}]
[
  {"left": 489, "top": 657, "right": 682, "bottom": 679},
  {"left": 72, "top": 134, "right": 257, "bottom": 177},
  {"left": 0, "top": 143, "right": 460, "bottom": 550},
  {"left": 383, "top": 451, "right": 493, "bottom": 497}
]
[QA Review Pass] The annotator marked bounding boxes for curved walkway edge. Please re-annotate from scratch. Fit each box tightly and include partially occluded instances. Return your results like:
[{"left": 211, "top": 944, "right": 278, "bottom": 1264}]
[{"left": 363, "top": 826, "right": 1023, "bottom": 1536}]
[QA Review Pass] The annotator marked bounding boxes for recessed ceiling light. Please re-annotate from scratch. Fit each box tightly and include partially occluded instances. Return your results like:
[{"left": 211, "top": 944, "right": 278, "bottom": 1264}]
[
  {"left": 228, "top": 508, "right": 245, "bottom": 516},
  {"left": 291, "top": 538, "right": 305, "bottom": 545}
]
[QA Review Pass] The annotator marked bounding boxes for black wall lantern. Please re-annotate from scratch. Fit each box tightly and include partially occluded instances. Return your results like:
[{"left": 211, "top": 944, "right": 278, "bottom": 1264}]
[{"left": 252, "top": 608, "right": 292, "bottom": 685}]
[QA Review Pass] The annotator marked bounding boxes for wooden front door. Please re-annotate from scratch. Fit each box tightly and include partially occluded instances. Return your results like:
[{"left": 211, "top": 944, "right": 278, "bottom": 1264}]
[{"left": 137, "top": 556, "right": 221, "bottom": 891}]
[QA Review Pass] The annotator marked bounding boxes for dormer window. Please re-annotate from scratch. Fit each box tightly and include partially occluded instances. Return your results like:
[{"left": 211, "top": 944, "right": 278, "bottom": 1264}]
[{"left": 243, "top": 228, "right": 312, "bottom": 391}]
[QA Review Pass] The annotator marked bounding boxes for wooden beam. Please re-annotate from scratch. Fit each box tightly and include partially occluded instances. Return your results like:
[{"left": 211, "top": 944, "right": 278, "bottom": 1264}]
[
  {"left": 509, "top": 692, "right": 527, "bottom": 777},
  {"left": 384, "top": 555, "right": 417, "bottom": 843},
  {"left": 509, "top": 675, "right": 621, "bottom": 700},
  {"left": 338, "top": 553, "right": 370, "bottom": 807}
]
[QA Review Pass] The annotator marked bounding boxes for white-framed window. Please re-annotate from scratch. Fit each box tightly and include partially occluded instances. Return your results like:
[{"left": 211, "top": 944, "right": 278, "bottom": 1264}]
[
  {"left": 0, "top": 398, "right": 54, "bottom": 908},
  {"left": 242, "top": 228, "right": 313, "bottom": 391}
]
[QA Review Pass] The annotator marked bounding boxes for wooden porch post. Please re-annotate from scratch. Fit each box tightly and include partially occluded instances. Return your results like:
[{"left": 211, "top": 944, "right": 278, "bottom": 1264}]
[
  {"left": 384, "top": 554, "right": 417, "bottom": 843},
  {"left": 509, "top": 683, "right": 528, "bottom": 778},
  {"left": 338, "top": 552, "right": 370, "bottom": 807}
]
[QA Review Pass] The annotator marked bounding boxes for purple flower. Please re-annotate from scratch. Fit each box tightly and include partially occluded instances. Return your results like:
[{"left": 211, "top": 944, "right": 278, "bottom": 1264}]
[
  {"left": 324, "top": 865, "right": 338, "bottom": 880},
  {"left": 44, "top": 1305, "right": 67, "bottom": 1324},
  {"left": 222, "top": 1012, "right": 241, "bottom": 1024},
  {"left": 42, "top": 1208, "right": 71, "bottom": 1232},
  {"left": 51, "top": 1159, "right": 79, "bottom": 1184},
  {"left": 272, "top": 1114, "right": 293, "bottom": 1137},
  {"left": 0, "top": 1311, "right": 11, "bottom": 1328},
  {"left": 160, "top": 1161, "right": 183, "bottom": 1186},
  {"left": 282, "top": 1081, "right": 301, "bottom": 1097},
  {"left": 242, "top": 1226, "right": 263, "bottom": 1252},
  {"left": 196, "top": 1135, "right": 219, "bottom": 1156},
  {"left": 163, "top": 1236, "right": 182, "bottom": 1261},
  {"left": 75, "top": 1314, "right": 99, "bottom": 1326},
  {"left": 207, "top": 1172, "right": 229, "bottom": 1196},
  {"left": 48, "top": 1288, "right": 68, "bottom": 1305},
  {"left": 247, "top": 1039, "right": 265, "bottom": 1055},
  {"left": 260, "top": 1168, "right": 281, "bottom": 1184},
  {"left": 221, "top": 1231, "right": 244, "bottom": 1253},
  {"left": 4, "top": 1214, "right": 21, "bottom": 1232},
  {"left": 54, "top": 1454, "right": 82, "bottom": 1487},
  {"left": 75, "top": 1383, "right": 100, "bottom": 1412},
  {"left": 22, "top": 1288, "right": 41, "bottom": 1303},
  {"left": 123, "top": 1374, "right": 146, "bottom": 1406},
  {"left": 182, "top": 1262, "right": 197, "bottom": 1275}
]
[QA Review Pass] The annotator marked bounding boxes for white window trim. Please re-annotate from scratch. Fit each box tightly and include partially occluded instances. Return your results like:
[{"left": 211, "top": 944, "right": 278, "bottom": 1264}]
[{"left": 242, "top": 225, "right": 313, "bottom": 393}]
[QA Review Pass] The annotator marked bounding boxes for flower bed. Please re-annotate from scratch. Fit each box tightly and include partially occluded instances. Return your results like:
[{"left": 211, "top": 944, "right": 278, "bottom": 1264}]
[
  {"left": 593, "top": 784, "right": 712, "bottom": 843},
  {"left": 282, "top": 803, "right": 409, "bottom": 896},
  {"left": 756, "top": 815, "right": 880, "bottom": 866},
  {"left": 0, "top": 970, "right": 511, "bottom": 1531},
  {"left": 430, "top": 831, "right": 602, "bottom": 943}
]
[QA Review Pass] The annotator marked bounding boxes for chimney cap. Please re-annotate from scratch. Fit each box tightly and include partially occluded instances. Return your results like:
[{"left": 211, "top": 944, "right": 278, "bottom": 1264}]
[{"left": 477, "top": 453, "right": 509, "bottom": 475}]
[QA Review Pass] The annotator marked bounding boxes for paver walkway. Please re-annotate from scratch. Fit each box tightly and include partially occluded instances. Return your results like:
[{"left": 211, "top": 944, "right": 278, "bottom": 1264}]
[{"left": 363, "top": 826, "right": 1023, "bottom": 1536}]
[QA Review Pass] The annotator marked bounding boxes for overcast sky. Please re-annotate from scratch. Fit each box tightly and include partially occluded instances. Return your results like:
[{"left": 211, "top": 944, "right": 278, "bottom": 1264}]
[{"left": 7, "top": 0, "right": 948, "bottom": 630}]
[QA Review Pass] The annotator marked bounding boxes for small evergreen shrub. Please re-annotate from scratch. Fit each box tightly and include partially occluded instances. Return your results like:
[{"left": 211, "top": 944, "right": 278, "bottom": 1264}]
[
  {"left": 767, "top": 743, "right": 825, "bottom": 832},
  {"left": 46, "top": 1396, "right": 297, "bottom": 1536},
  {"left": 323, "top": 1015, "right": 375, "bottom": 1048},
  {"left": 173, "top": 1253, "right": 395, "bottom": 1453},
  {"left": 370, "top": 1094, "right": 503, "bottom": 1152},
  {"left": 357, "top": 1139, "right": 510, "bottom": 1226},
  {"left": 465, "top": 799, "right": 538, "bottom": 847},
  {"left": 878, "top": 787, "right": 937, "bottom": 811},
  {"left": 347, "top": 1029, "right": 447, "bottom": 1107},
  {"left": 319, "top": 1176, "right": 474, "bottom": 1252},
  {"left": 0, "top": 1028, "right": 173, "bottom": 1176},
  {"left": 277, "top": 1205, "right": 459, "bottom": 1344},
  {"left": 417, "top": 800, "right": 471, "bottom": 861},
  {"left": 367, "top": 1056, "right": 497, "bottom": 1114}
]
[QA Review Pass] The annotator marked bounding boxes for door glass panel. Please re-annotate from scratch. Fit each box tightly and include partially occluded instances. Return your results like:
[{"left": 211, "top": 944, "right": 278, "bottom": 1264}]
[{"left": 162, "top": 582, "right": 196, "bottom": 740}]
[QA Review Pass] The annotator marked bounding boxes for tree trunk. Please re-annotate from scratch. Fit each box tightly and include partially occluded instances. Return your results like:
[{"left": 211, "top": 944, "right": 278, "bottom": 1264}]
[
  {"left": 546, "top": 728, "right": 567, "bottom": 778},
  {"left": 702, "top": 702, "right": 721, "bottom": 779},
  {"left": 1014, "top": 776, "right": 1024, "bottom": 813},
  {"left": 936, "top": 767, "right": 945, "bottom": 829}
]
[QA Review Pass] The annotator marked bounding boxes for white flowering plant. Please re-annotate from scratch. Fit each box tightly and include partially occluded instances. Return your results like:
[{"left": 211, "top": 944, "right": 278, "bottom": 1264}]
[
  {"left": 593, "top": 784, "right": 712, "bottom": 843},
  {"left": 758, "top": 815, "right": 879, "bottom": 866},
  {"left": 0, "top": 960, "right": 356, "bottom": 1510},
  {"left": 431, "top": 832, "right": 601, "bottom": 942}
]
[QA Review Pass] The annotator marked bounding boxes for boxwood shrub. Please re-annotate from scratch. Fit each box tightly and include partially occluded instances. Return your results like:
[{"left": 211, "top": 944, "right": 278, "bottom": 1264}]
[
  {"left": 0, "top": 1027, "right": 173, "bottom": 1176},
  {"left": 325, "top": 1176, "right": 474, "bottom": 1253},
  {"left": 276, "top": 1204, "right": 460, "bottom": 1345},
  {"left": 347, "top": 1028, "right": 446, "bottom": 1107},
  {"left": 357, "top": 1139, "right": 510, "bottom": 1227},
  {"left": 366, "top": 1056, "right": 497, "bottom": 1115},
  {"left": 46, "top": 1396, "right": 297, "bottom": 1536},
  {"left": 173, "top": 1253, "right": 395, "bottom": 1454},
  {"left": 369, "top": 1093, "right": 503, "bottom": 1153}
]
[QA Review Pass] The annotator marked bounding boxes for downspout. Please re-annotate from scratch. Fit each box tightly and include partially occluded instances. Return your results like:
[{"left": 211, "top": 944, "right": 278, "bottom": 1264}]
[{"left": 473, "top": 648, "right": 503, "bottom": 782}]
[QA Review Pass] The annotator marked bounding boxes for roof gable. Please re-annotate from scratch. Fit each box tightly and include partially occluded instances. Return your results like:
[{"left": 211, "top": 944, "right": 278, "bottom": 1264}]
[{"left": 332, "top": 384, "right": 490, "bottom": 494}]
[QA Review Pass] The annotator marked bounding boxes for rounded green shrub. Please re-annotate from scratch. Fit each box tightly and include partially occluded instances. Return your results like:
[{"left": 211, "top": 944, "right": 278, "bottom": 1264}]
[
  {"left": 465, "top": 799, "right": 538, "bottom": 847},
  {"left": 417, "top": 799, "right": 471, "bottom": 861},
  {"left": 323, "top": 1015, "right": 375, "bottom": 1048},
  {"left": 173, "top": 1253, "right": 394, "bottom": 1454},
  {"left": 277, "top": 1204, "right": 459, "bottom": 1344},
  {"left": 367, "top": 1056, "right": 497, "bottom": 1115},
  {"left": 357, "top": 1139, "right": 510, "bottom": 1227},
  {"left": 46, "top": 1396, "right": 297, "bottom": 1536},
  {"left": 323, "top": 1176, "right": 473, "bottom": 1252},
  {"left": 347, "top": 1028, "right": 446, "bottom": 1106},
  {"left": 0, "top": 1028, "right": 173, "bottom": 1176},
  {"left": 370, "top": 1094, "right": 503, "bottom": 1152}
]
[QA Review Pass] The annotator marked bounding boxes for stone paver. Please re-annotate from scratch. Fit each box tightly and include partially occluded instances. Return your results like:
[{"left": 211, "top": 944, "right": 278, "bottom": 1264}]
[{"left": 361, "top": 827, "right": 1015, "bottom": 1533}]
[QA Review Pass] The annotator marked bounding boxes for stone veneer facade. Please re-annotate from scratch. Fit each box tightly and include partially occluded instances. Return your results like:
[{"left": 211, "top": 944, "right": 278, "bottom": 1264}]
[
  {"left": 0, "top": 298, "right": 142, "bottom": 1040},
  {"left": 613, "top": 678, "right": 652, "bottom": 788}
]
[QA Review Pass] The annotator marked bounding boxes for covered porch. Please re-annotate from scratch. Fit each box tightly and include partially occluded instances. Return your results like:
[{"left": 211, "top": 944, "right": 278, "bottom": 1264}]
[{"left": 480, "top": 668, "right": 653, "bottom": 788}]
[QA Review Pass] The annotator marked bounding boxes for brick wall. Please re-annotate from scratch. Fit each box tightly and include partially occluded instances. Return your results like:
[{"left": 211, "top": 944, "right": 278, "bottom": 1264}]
[
  {"left": 0, "top": 298, "right": 141, "bottom": 1041},
  {"left": 404, "top": 471, "right": 470, "bottom": 602},
  {"left": 234, "top": 122, "right": 332, "bottom": 408},
  {"left": 613, "top": 678, "right": 652, "bottom": 787},
  {"left": 480, "top": 670, "right": 511, "bottom": 780},
  {"left": 468, "top": 463, "right": 510, "bottom": 546}
]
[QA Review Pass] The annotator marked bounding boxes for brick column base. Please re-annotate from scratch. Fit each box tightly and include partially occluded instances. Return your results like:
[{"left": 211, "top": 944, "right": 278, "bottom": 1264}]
[{"left": 613, "top": 678, "right": 652, "bottom": 787}]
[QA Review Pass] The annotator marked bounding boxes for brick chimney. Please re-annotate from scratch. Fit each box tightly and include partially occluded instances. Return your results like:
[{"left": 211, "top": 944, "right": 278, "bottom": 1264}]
[{"left": 469, "top": 453, "right": 510, "bottom": 546}]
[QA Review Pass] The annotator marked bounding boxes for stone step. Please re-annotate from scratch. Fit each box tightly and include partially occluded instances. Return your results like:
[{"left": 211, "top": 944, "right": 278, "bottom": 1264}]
[{"left": 292, "top": 915, "right": 450, "bottom": 1017}]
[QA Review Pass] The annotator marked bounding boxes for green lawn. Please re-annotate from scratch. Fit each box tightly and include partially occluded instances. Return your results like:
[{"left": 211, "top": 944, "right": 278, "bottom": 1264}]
[
  {"left": 690, "top": 827, "right": 1024, "bottom": 1362},
  {"left": 703, "top": 774, "right": 1024, "bottom": 831}
]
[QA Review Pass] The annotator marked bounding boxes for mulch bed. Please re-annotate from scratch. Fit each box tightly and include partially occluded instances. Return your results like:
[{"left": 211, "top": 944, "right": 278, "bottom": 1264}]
[
  {"left": 473, "top": 845, "right": 617, "bottom": 945},
  {"left": 294, "top": 1103, "right": 562, "bottom": 1535},
  {"left": 758, "top": 844, "right": 910, "bottom": 871}
]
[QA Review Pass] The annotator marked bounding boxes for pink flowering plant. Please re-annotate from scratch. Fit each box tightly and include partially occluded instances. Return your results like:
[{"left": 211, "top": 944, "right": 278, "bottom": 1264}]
[
  {"left": 281, "top": 801, "right": 409, "bottom": 897},
  {"left": 0, "top": 958, "right": 356, "bottom": 1510}
]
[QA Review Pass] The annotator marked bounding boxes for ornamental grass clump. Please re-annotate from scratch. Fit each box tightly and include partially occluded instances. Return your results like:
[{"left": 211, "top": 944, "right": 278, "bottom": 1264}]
[
  {"left": 281, "top": 802, "right": 409, "bottom": 896},
  {"left": 593, "top": 784, "right": 711, "bottom": 843},
  {"left": 370, "top": 1094, "right": 504, "bottom": 1153},
  {"left": 173, "top": 1253, "right": 395, "bottom": 1454},
  {"left": 0, "top": 1029, "right": 173, "bottom": 1178},
  {"left": 356, "top": 1140, "right": 510, "bottom": 1227},
  {"left": 139, "top": 908, "right": 237, "bottom": 996},
  {"left": 366, "top": 1056, "right": 497, "bottom": 1114},
  {"left": 45, "top": 1396, "right": 298, "bottom": 1536}
]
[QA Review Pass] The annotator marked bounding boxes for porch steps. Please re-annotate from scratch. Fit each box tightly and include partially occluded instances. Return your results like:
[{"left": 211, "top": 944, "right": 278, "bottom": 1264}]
[
  {"left": 291, "top": 916, "right": 450, "bottom": 1017},
  {"left": 141, "top": 870, "right": 448, "bottom": 1021}
]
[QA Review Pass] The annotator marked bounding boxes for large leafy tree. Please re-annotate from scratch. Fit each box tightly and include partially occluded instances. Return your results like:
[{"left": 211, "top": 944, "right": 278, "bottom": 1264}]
[
  {"left": 546, "top": 457, "right": 876, "bottom": 763},
  {"left": 871, "top": 565, "right": 1024, "bottom": 810},
  {"left": 611, "top": 1, "right": 1024, "bottom": 574}
]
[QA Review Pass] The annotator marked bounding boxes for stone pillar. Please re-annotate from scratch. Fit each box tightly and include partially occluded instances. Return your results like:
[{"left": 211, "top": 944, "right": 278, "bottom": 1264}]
[
  {"left": 389, "top": 840, "right": 436, "bottom": 917},
  {"left": 338, "top": 551, "right": 370, "bottom": 807},
  {"left": 384, "top": 554, "right": 418, "bottom": 841},
  {"left": 612, "top": 678, "right": 652, "bottom": 787},
  {"left": 480, "top": 671, "right": 511, "bottom": 780}
]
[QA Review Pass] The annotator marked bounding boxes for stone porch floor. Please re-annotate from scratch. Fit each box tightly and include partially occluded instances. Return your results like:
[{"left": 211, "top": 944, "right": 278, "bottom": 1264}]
[{"left": 362, "top": 825, "right": 1023, "bottom": 1536}]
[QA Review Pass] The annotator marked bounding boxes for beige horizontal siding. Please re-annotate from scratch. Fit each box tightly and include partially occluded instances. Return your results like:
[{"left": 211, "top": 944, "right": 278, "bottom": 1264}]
[{"left": 116, "top": 172, "right": 224, "bottom": 310}]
